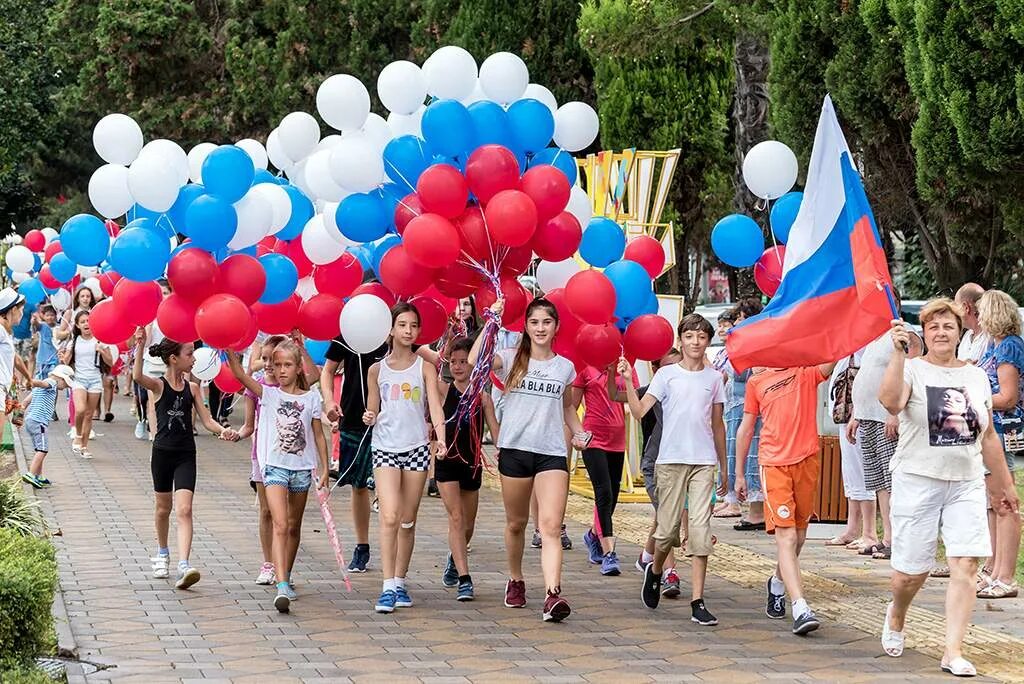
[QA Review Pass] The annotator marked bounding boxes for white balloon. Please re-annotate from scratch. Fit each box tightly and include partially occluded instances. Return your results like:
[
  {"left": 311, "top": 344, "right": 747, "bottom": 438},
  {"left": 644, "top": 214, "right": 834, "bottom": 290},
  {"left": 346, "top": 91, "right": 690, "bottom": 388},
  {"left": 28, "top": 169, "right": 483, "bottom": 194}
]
[
  {"left": 251, "top": 183, "right": 291, "bottom": 233},
  {"left": 387, "top": 107, "right": 425, "bottom": 138},
  {"left": 138, "top": 139, "right": 189, "bottom": 186},
  {"left": 92, "top": 113, "right": 144, "bottom": 165},
  {"left": 479, "top": 52, "right": 529, "bottom": 104},
  {"left": 317, "top": 74, "right": 371, "bottom": 131},
  {"left": 301, "top": 215, "right": 348, "bottom": 265},
  {"left": 5, "top": 245, "right": 34, "bottom": 273},
  {"left": 305, "top": 150, "right": 348, "bottom": 202},
  {"left": 286, "top": 159, "right": 314, "bottom": 199},
  {"left": 266, "top": 129, "right": 294, "bottom": 171},
  {"left": 82, "top": 277, "right": 102, "bottom": 300},
  {"left": 321, "top": 201, "right": 341, "bottom": 237},
  {"left": 229, "top": 189, "right": 272, "bottom": 250},
  {"left": 235, "top": 138, "right": 269, "bottom": 171},
  {"left": 340, "top": 293, "right": 392, "bottom": 353},
  {"left": 565, "top": 185, "right": 592, "bottom": 230},
  {"left": 377, "top": 61, "right": 427, "bottom": 115},
  {"left": 523, "top": 83, "right": 558, "bottom": 113},
  {"left": 187, "top": 143, "right": 217, "bottom": 184},
  {"left": 295, "top": 275, "right": 319, "bottom": 302},
  {"left": 88, "top": 164, "right": 133, "bottom": 219},
  {"left": 423, "top": 46, "right": 478, "bottom": 101},
  {"left": 553, "top": 101, "right": 600, "bottom": 153},
  {"left": 329, "top": 136, "right": 384, "bottom": 193},
  {"left": 127, "top": 153, "right": 180, "bottom": 213},
  {"left": 41, "top": 227, "right": 58, "bottom": 245},
  {"left": 536, "top": 258, "right": 581, "bottom": 293},
  {"left": 359, "top": 114, "right": 393, "bottom": 153},
  {"left": 50, "top": 288, "right": 72, "bottom": 311},
  {"left": 11, "top": 272, "right": 29, "bottom": 284},
  {"left": 461, "top": 80, "right": 488, "bottom": 106},
  {"left": 278, "top": 112, "right": 321, "bottom": 163},
  {"left": 192, "top": 347, "right": 222, "bottom": 381},
  {"left": 742, "top": 140, "right": 799, "bottom": 200}
]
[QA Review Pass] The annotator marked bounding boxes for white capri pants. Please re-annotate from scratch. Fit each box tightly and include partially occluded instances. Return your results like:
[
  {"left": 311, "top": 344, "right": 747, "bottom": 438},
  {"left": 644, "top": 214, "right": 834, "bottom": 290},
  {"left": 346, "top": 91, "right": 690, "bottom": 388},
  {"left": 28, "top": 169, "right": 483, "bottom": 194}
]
[
  {"left": 890, "top": 470, "right": 991, "bottom": 575},
  {"left": 839, "top": 430, "right": 873, "bottom": 501}
]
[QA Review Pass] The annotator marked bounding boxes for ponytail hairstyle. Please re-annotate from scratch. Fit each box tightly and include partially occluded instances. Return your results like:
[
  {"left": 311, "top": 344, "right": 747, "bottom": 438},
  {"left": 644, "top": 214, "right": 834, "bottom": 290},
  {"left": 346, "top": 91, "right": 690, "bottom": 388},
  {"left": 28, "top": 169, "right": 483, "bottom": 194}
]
[
  {"left": 504, "top": 297, "right": 559, "bottom": 393},
  {"left": 149, "top": 338, "right": 185, "bottom": 364},
  {"left": 388, "top": 301, "right": 420, "bottom": 347},
  {"left": 272, "top": 341, "right": 309, "bottom": 391}
]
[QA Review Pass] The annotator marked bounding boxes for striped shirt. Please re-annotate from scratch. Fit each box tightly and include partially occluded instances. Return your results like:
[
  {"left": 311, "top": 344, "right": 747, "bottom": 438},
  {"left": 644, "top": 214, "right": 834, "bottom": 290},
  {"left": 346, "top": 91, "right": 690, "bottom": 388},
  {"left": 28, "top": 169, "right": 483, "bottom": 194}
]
[{"left": 26, "top": 379, "right": 57, "bottom": 424}]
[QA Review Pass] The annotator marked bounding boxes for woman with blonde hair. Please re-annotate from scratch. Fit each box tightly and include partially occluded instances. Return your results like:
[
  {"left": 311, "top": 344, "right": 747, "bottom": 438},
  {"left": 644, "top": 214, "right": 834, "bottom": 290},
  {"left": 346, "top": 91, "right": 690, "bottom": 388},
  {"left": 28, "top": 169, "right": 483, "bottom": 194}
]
[
  {"left": 976, "top": 289, "right": 1023, "bottom": 599},
  {"left": 878, "top": 297, "right": 1018, "bottom": 677}
]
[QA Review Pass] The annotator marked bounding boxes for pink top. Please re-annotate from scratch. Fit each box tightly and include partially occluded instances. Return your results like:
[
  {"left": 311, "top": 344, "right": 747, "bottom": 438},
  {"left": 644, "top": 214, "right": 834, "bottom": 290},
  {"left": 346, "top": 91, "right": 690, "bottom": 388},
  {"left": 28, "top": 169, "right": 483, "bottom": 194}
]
[{"left": 573, "top": 366, "right": 635, "bottom": 452}]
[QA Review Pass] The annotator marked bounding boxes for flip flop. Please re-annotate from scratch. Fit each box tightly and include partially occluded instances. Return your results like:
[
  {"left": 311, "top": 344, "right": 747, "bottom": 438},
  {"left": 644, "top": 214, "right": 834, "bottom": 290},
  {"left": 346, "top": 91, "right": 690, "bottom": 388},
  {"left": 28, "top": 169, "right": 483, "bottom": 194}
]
[
  {"left": 733, "top": 520, "right": 766, "bottom": 531},
  {"left": 859, "top": 543, "right": 884, "bottom": 556},
  {"left": 881, "top": 601, "right": 904, "bottom": 657},
  {"left": 825, "top": 536, "right": 856, "bottom": 546},
  {"left": 871, "top": 544, "right": 892, "bottom": 560},
  {"left": 940, "top": 657, "right": 977, "bottom": 677}
]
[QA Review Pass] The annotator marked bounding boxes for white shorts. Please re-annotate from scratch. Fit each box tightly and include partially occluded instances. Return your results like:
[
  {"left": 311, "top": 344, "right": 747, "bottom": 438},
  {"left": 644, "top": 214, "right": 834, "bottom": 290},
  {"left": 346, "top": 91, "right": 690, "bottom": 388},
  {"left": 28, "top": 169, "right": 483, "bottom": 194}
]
[
  {"left": 839, "top": 431, "right": 872, "bottom": 501},
  {"left": 890, "top": 470, "right": 991, "bottom": 575},
  {"left": 73, "top": 376, "right": 104, "bottom": 393}
]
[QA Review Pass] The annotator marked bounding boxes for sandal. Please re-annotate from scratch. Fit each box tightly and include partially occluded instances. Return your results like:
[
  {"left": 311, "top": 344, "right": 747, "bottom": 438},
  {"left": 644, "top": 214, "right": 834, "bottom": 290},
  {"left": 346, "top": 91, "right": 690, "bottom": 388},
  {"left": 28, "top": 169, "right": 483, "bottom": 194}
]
[
  {"left": 881, "top": 601, "right": 905, "bottom": 657},
  {"left": 713, "top": 504, "right": 742, "bottom": 519},
  {"left": 859, "top": 542, "right": 885, "bottom": 556},
  {"left": 930, "top": 565, "right": 951, "bottom": 578},
  {"left": 825, "top": 536, "right": 856, "bottom": 546},
  {"left": 977, "top": 580, "right": 1019, "bottom": 599},
  {"left": 940, "top": 656, "right": 977, "bottom": 677},
  {"left": 871, "top": 544, "right": 892, "bottom": 560}
]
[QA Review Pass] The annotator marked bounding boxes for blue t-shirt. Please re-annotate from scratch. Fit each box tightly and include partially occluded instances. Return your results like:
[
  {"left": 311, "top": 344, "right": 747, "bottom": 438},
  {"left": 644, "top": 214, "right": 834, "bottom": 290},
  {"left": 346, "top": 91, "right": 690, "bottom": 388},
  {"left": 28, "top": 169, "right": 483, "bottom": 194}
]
[
  {"left": 35, "top": 324, "right": 57, "bottom": 372},
  {"left": 979, "top": 335, "right": 1024, "bottom": 433}
]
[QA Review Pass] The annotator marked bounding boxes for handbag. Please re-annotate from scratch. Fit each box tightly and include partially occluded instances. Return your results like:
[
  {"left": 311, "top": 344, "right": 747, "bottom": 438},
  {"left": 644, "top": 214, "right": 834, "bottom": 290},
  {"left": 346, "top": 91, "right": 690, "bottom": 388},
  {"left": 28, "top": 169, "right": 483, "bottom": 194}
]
[{"left": 830, "top": 355, "right": 858, "bottom": 424}]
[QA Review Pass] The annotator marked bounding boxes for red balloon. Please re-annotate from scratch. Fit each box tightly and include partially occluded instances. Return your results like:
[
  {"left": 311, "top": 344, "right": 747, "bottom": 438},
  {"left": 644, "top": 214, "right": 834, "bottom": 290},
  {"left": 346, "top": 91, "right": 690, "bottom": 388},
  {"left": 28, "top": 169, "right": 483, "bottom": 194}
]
[
  {"left": 229, "top": 315, "right": 260, "bottom": 352},
  {"left": 403, "top": 213, "right": 460, "bottom": 268},
  {"left": 113, "top": 279, "right": 162, "bottom": 327},
  {"left": 416, "top": 164, "right": 469, "bottom": 219},
  {"left": 485, "top": 190, "right": 538, "bottom": 247},
  {"left": 436, "top": 262, "right": 485, "bottom": 298},
  {"left": 98, "top": 271, "right": 122, "bottom": 297},
  {"left": 351, "top": 282, "right": 396, "bottom": 308},
  {"left": 520, "top": 165, "right": 571, "bottom": 222},
  {"left": 575, "top": 324, "right": 622, "bottom": 368},
  {"left": 283, "top": 239, "right": 314, "bottom": 279},
  {"left": 565, "top": 270, "right": 616, "bottom": 324},
  {"left": 547, "top": 287, "right": 583, "bottom": 349},
  {"left": 167, "top": 249, "right": 220, "bottom": 304},
  {"left": 195, "top": 294, "right": 253, "bottom": 348},
  {"left": 623, "top": 314, "right": 675, "bottom": 361},
  {"left": 475, "top": 278, "right": 528, "bottom": 325},
  {"left": 219, "top": 254, "right": 266, "bottom": 306},
  {"left": 157, "top": 294, "right": 199, "bottom": 343},
  {"left": 38, "top": 265, "right": 61, "bottom": 290},
  {"left": 104, "top": 219, "right": 121, "bottom": 238},
  {"left": 465, "top": 145, "right": 521, "bottom": 204},
  {"left": 498, "top": 244, "right": 534, "bottom": 276},
  {"left": 312, "top": 252, "right": 363, "bottom": 298},
  {"left": 624, "top": 235, "right": 666, "bottom": 279},
  {"left": 44, "top": 241, "right": 62, "bottom": 263},
  {"left": 252, "top": 295, "right": 301, "bottom": 335},
  {"left": 379, "top": 244, "right": 438, "bottom": 297},
  {"left": 754, "top": 245, "right": 786, "bottom": 297},
  {"left": 410, "top": 296, "right": 447, "bottom": 344},
  {"left": 422, "top": 285, "right": 458, "bottom": 315},
  {"left": 213, "top": 363, "right": 243, "bottom": 394},
  {"left": 395, "top": 193, "right": 424, "bottom": 236},
  {"left": 453, "top": 206, "right": 491, "bottom": 262},
  {"left": 532, "top": 212, "right": 582, "bottom": 262},
  {"left": 298, "top": 294, "right": 344, "bottom": 341},
  {"left": 23, "top": 230, "right": 45, "bottom": 252},
  {"left": 88, "top": 299, "right": 135, "bottom": 345}
]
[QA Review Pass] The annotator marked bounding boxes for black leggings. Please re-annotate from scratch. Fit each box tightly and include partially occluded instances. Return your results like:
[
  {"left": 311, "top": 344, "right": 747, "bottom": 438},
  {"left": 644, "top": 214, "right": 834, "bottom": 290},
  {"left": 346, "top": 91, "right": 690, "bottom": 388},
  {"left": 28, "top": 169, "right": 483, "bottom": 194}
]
[
  {"left": 151, "top": 447, "right": 197, "bottom": 493},
  {"left": 583, "top": 448, "right": 625, "bottom": 538}
]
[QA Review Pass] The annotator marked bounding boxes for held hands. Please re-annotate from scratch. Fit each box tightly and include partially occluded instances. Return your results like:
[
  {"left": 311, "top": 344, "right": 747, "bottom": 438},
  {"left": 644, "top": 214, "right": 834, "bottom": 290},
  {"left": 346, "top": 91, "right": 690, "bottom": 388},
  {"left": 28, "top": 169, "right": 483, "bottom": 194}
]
[
  {"left": 219, "top": 428, "right": 240, "bottom": 441},
  {"left": 362, "top": 410, "right": 376, "bottom": 426},
  {"left": 570, "top": 431, "right": 592, "bottom": 450},
  {"left": 735, "top": 477, "right": 747, "bottom": 503},
  {"left": 889, "top": 319, "right": 911, "bottom": 354}
]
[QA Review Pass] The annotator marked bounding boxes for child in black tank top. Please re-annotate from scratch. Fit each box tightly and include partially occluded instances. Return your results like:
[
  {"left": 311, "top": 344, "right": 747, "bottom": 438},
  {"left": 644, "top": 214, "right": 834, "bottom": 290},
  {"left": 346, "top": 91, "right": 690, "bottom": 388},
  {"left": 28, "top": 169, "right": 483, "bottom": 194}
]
[{"left": 133, "top": 333, "right": 237, "bottom": 590}]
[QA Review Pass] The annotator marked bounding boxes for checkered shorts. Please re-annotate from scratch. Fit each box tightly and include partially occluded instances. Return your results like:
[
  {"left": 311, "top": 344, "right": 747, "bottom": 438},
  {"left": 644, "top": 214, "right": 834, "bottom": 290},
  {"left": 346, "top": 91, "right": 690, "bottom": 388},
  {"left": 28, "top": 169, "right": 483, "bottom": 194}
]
[
  {"left": 372, "top": 444, "right": 431, "bottom": 472},
  {"left": 859, "top": 419, "right": 897, "bottom": 491}
]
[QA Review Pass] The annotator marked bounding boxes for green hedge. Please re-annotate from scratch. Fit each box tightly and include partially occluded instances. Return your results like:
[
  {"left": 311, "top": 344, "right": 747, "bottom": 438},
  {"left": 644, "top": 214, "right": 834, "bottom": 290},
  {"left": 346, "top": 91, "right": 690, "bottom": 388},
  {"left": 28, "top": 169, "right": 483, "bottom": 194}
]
[{"left": 0, "top": 527, "right": 57, "bottom": 668}]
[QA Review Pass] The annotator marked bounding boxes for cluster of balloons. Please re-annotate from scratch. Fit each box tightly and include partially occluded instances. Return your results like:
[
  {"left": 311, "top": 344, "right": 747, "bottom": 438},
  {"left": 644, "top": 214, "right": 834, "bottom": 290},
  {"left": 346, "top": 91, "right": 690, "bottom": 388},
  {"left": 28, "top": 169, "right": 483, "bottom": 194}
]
[{"left": 709, "top": 140, "right": 805, "bottom": 297}]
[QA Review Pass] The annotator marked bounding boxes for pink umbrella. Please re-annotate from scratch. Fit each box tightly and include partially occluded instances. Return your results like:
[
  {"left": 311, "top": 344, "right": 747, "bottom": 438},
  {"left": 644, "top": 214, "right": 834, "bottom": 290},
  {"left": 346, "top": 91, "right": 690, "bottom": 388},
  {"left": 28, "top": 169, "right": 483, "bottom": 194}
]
[{"left": 314, "top": 475, "right": 352, "bottom": 592}]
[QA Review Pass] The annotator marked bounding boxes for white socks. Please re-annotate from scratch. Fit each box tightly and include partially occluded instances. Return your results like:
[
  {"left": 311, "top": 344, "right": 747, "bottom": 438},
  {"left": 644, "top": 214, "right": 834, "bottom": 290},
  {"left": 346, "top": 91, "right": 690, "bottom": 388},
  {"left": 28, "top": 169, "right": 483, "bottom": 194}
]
[
  {"left": 792, "top": 598, "right": 810, "bottom": 619},
  {"left": 395, "top": 576, "right": 406, "bottom": 589},
  {"left": 383, "top": 578, "right": 396, "bottom": 592},
  {"left": 770, "top": 575, "right": 786, "bottom": 595},
  {"left": 641, "top": 550, "right": 654, "bottom": 565}
]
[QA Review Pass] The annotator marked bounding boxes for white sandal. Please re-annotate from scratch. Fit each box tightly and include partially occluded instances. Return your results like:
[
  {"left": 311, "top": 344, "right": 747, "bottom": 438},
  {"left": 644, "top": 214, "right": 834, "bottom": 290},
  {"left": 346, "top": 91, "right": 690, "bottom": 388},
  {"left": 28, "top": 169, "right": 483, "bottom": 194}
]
[
  {"left": 881, "top": 601, "right": 905, "bottom": 657},
  {"left": 79, "top": 450, "right": 93, "bottom": 460},
  {"left": 941, "top": 657, "right": 977, "bottom": 677}
]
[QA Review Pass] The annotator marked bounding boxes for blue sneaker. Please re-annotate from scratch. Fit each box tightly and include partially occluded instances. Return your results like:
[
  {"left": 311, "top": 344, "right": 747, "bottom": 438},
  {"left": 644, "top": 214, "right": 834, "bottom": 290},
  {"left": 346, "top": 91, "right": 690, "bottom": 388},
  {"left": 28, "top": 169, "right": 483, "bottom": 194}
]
[
  {"left": 442, "top": 553, "right": 459, "bottom": 587},
  {"left": 21, "top": 473, "right": 43, "bottom": 489},
  {"left": 601, "top": 551, "right": 621, "bottom": 576},
  {"left": 583, "top": 529, "right": 603, "bottom": 564},
  {"left": 348, "top": 544, "right": 369, "bottom": 573},
  {"left": 374, "top": 589, "right": 396, "bottom": 613},
  {"left": 394, "top": 586, "right": 413, "bottom": 608},
  {"left": 457, "top": 580, "right": 475, "bottom": 602},
  {"left": 37, "top": 476, "right": 52, "bottom": 487}
]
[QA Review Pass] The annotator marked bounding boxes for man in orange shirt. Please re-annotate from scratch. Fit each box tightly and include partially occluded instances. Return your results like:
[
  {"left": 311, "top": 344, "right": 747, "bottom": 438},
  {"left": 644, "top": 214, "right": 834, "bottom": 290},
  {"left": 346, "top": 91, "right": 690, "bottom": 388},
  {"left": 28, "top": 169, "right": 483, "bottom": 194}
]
[{"left": 736, "top": 361, "right": 836, "bottom": 636}]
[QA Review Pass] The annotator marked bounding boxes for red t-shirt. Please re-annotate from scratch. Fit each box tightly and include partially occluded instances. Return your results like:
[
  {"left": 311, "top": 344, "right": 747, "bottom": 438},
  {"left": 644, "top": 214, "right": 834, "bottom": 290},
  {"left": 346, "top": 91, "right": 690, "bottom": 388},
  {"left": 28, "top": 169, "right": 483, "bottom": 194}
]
[{"left": 574, "top": 366, "right": 636, "bottom": 452}]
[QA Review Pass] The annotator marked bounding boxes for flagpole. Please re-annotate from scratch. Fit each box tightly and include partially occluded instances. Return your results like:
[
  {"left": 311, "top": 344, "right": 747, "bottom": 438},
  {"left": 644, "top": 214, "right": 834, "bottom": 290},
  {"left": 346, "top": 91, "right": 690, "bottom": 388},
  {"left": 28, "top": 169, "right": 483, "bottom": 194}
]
[{"left": 882, "top": 283, "right": 908, "bottom": 353}]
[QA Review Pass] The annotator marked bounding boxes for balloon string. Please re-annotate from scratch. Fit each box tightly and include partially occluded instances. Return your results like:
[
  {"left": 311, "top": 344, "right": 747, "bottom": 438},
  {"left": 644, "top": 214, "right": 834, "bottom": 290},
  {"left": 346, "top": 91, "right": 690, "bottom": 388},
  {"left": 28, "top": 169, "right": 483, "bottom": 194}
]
[{"left": 383, "top": 159, "right": 417, "bottom": 194}]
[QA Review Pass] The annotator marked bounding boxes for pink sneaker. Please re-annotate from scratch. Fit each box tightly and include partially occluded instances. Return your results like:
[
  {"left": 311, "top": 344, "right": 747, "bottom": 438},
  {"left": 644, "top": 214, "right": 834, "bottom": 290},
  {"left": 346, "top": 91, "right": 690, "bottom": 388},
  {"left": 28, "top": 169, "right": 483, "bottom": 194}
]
[{"left": 255, "top": 562, "right": 276, "bottom": 585}]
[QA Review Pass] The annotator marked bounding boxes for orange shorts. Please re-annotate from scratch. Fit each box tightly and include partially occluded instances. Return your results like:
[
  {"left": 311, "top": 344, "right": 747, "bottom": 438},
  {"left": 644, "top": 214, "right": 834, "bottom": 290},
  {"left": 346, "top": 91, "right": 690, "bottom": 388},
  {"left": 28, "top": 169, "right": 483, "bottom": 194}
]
[{"left": 761, "top": 454, "right": 819, "bottom": 533}]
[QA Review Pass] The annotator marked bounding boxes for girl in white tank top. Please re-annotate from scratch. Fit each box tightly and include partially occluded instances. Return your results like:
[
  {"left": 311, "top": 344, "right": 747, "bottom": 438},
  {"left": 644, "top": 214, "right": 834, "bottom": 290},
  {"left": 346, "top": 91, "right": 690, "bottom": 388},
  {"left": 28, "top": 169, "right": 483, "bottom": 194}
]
[{"left": 362, "top": 303, "right": 446, "bottom": 614}]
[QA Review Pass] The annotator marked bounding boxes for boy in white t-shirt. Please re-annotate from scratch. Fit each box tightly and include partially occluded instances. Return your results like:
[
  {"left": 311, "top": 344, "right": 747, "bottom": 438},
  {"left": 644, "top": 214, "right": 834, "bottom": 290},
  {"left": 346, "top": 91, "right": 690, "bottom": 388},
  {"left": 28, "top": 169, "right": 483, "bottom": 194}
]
[{"left": 620, "top": 313, "right": 727, "bottom": 625}]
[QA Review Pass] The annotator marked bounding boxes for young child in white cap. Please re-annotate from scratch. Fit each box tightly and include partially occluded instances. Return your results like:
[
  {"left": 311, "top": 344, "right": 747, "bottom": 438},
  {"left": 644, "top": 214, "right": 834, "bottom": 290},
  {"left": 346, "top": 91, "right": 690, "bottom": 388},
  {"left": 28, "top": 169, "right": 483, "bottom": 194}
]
[{"left": 22, "top": 364, "right": 75, "bottom": 488}]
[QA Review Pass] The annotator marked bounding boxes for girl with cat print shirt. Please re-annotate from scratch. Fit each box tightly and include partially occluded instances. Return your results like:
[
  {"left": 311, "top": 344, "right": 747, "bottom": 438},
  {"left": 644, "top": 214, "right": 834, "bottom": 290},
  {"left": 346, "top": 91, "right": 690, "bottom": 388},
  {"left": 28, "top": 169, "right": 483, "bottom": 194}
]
[{"left": 227, "top": 342, "right": 328, "bottom": 614}]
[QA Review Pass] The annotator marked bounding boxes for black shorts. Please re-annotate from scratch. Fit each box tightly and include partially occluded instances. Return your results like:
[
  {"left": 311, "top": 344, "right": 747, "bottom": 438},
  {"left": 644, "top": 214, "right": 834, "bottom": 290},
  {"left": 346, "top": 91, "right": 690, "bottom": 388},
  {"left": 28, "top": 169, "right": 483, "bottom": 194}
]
[
  {"left": 497, "top": 448, "right": 568, "bottom": 478},
  {"left": 434, "top": 453, "right": 482, "bottom": 491},
  {"left": 151, "top": 447, "right": 197, "bottom": 493}
]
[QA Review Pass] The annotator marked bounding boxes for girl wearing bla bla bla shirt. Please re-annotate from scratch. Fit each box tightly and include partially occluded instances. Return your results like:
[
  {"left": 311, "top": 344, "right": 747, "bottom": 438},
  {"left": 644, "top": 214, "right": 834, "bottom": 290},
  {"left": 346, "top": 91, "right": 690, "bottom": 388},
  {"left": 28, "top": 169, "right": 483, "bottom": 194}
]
[{"left": 469, "top": 297, "right": 591, "bottom": 624}]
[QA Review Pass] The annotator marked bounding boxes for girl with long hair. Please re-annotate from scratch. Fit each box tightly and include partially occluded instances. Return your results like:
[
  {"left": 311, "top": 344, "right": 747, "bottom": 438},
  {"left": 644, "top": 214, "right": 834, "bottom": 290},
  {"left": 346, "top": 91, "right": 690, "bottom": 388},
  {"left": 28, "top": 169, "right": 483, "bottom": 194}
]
[
  {"left": 469, "top": 297, "right": 590, "bottom": 623},
  {"left": 61, "top": 310, "right": 112, "bottom": 458}
]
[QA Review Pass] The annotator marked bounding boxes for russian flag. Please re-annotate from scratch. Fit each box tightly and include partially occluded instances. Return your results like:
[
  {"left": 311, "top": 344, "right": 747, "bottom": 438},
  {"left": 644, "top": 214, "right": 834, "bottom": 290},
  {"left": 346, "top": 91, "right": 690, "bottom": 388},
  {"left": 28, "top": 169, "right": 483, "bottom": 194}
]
[{"left": 725, "top": 96, "right": 895, "bottom": 373}]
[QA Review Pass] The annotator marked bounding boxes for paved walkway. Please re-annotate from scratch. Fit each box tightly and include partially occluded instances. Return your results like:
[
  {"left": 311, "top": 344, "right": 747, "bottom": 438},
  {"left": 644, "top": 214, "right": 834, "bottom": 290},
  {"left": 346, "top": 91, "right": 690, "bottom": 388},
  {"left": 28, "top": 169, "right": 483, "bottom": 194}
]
[{"left": 15, "top": 396, "right": 1024, "bottom": 682}]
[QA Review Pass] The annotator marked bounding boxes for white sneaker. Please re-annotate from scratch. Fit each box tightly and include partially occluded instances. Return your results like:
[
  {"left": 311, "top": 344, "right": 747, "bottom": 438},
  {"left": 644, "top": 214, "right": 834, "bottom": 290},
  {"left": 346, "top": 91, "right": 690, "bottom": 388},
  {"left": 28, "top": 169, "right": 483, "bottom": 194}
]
[
  {"left": 176, "top": 565, "right": 201, "bottom": 590},
  {"left": 134, "top": 421, "right": 146, "bottom": 439},
  {"left": 152, "top": 555, "right": 170, "bottom": 579},
  {"left": 255, "top": 562, "right": 276, "bottom": 585}
]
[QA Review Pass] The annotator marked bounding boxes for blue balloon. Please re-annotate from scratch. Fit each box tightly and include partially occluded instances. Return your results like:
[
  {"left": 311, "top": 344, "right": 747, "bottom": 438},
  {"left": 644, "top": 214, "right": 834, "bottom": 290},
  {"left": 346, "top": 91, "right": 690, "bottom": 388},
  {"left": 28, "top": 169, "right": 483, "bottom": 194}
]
[
  {"left": 276, "top": 186, "right": 313, "bottom": 242},
  {"left": 229, "top": 245, "right": 258, "bottom": 258},
  {"left": 468, "top": 101, "right": 514, "bottom": 150},
  {"left": 32, "top": 253, "right": 42, "bottom": 273},
  {"left": 370, "top": 235, "right": 401, "bottom": 274},
  {"left": 59, "top": 214, "right": 110, "bottom": 266},
  {"left": 49, "top": 253, "right": 77, "bottom": 283},
  {"left": 259, "top": 253, "right": 299, "bottom": 304},
  {"left": 347, "top": 245, "right": 373, "bottom": 273},
  {"left": 185, "top": 195, "right": 237, "bottom": 252},
  {"left": 304, "top": 339, "right": 330, "bottom": 366},
  {"left": 383, "top": 135, "right": 430, "bottom": 192},
  {"left": 252, "top": 169, "right": 277, "bottom": 185},
  {"left": 529, "top": 147, "right": 578, "bottom": 186},
  {"left": 604, "top": 259, "right": 653, "bottom": 320},
  {"left": 337, "top": 192, "right": 390, "bottom": 243},
  {"left": 769, "top": 191, "right": 802, "bottom": 245},
  {"left": 124, "top": 217, "right": 165, "bottom": 237},
  {"left": 109, "top": 224, "right": 171, "bottom": 282},
  {"left": 639, "top": 289, "right": 659, "bottom": 316},
  {"left": 170, "top": 242, "right": 203, "bottom": 260},
  {"left": 711, "top": 214, "right": 764, "bottom": 267},
  {"left": 421, "top": 99, "right": 475, "bottom": 158},
  {"left": 202, "top": 145, "right": 255, "bottom": 203},
  {"left": 508, "top": 99, "right": 555, "bottom": 154},
  {"left": 579, "top": 217, "right": 626, "bottom": 268},
  {"left": 167, "top": 183, "right": 205, "bottom": 236},
  {"left": 18, "top": 278, "right": 46, "bottom": 307}
]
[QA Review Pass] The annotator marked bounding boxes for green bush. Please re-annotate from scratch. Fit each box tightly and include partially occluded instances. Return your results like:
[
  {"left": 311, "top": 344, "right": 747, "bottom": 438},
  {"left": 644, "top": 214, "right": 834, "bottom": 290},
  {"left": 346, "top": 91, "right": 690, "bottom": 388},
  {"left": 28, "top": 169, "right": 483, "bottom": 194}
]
[
  {"left": 0, "top": 478, "right": 42, "bottom": 537},
  {"left": 0, "top": 527, "right": 57, "bottom": 669}
]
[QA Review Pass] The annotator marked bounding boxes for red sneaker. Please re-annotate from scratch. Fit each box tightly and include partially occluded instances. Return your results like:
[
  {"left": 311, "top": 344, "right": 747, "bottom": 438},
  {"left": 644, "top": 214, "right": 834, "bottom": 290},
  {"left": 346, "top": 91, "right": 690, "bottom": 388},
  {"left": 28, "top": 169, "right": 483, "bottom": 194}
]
[
  {"left": 542, "top": 590, "right": 571, "bottom": 622},
  {"left": 504, "top": 578, "right": 526, "bottom": 608}
]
